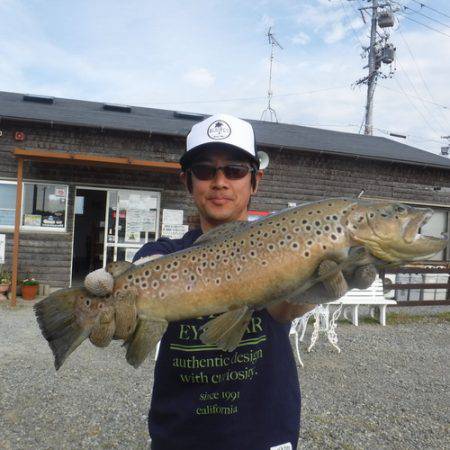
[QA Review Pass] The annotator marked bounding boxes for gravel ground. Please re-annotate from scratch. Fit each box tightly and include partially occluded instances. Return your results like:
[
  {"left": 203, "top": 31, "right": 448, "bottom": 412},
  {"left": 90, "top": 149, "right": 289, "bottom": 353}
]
[{"left": 1, "top": 299, "right": 449, "bottom": 450}]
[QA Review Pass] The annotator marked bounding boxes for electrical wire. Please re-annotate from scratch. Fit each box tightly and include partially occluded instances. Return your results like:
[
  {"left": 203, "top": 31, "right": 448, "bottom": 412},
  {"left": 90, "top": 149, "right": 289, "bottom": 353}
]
[
  {"left": 403, "top": 5, "right": 450, "bottom": 29},
  {"left": 397, "top": 28, "right": 449, "bottom": 129},
  {"left": 338, "top": 0, "right": 365, "bottom": 48},
  {"left": 397, "top": 12, "right": 450, "bottom": 38},
  {"left": 140, "top": 86, "right": 349, "bottom": 106},
  {"left": 392, "top": 75, "right": 441, "bottom": 136},
  {"left": 411, "top": 0, "right": 450, "bottom": 20},
  {"left": 378, "top": 85, "right": 449, "bottom": 110}
]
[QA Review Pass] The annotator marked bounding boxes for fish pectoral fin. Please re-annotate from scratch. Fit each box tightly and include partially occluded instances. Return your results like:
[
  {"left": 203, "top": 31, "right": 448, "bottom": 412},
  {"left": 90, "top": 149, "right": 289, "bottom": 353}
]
[
  {"left": 193, "top": 221, "right": 252, "bottom": 246},
  {"left": 124, "top": 317, "right": 168, "bottom": 369},
  {"left": 200, "top": 307, "right": 253, "bottom": 352},
  {"left": 286, "top": 247, "right": 372, "bottom": 303}
]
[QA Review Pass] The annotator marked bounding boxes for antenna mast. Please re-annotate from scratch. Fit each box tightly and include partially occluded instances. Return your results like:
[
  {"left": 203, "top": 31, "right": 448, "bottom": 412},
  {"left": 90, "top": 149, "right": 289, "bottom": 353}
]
[{"left": 261, "top": 27, "right": 283, "bottom": 122}]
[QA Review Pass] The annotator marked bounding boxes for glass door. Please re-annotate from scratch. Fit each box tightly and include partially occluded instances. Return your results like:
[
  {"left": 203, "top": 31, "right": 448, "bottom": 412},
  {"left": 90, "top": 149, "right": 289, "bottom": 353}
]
[{"left": 104, "top": 189, "right": 160, "bottom": 266}]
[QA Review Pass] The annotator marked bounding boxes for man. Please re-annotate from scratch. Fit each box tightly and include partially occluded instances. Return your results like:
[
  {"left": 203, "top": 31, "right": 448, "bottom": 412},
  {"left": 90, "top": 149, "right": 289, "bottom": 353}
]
[{"left": 129, "top": 114, "right": 376, "bottom": 450}]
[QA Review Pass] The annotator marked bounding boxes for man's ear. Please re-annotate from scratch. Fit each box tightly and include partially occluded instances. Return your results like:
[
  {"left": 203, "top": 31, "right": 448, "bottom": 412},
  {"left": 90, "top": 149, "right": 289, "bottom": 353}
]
[
  {"left": 179, "top": 171, "right": 187, "bottom": 188},
  {"left": 252, "top": 170, "right": 263, "bottom": 194}
]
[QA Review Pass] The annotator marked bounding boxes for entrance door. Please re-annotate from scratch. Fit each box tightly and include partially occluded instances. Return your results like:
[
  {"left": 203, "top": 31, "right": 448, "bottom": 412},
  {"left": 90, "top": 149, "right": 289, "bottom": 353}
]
[
  {"left": 72, "top": 188, "right": 107, "bottom": 286},
  {"left": 71, "top": 187, "right": 160, "bottom": 287}
]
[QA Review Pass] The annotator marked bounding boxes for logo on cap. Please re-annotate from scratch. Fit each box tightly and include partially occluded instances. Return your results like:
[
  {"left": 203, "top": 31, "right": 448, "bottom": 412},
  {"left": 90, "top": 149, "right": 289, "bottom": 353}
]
[{"left": 207, "top": 120, "right": 231, "bottom": 140}]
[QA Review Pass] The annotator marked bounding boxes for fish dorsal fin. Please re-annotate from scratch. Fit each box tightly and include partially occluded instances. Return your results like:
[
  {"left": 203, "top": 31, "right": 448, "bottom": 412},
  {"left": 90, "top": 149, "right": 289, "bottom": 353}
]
[
  {"left": 193, "top": 221, "right": 252, "bottom": 246},
  {"left": 106, "top": 261, "right": 134, "bottom": 278}
]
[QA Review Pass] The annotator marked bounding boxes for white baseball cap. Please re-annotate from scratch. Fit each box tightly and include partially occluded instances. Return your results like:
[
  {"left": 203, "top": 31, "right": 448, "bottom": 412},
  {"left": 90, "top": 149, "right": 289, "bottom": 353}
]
[{"left": 180, "top": 114, "right": 259, "bottom": 169}]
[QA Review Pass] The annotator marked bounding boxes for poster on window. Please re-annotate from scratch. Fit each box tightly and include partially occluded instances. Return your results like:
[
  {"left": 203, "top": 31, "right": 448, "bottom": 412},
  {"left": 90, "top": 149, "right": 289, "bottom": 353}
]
[
  {"left": 125, "top": 209, "right": 142, "bottom": 242},
  {"left": 23, "top": 214, "right": 42, "bottom": 227},
  {"left": 141, "top": 210, "right": 157, "bottom": 232},
  {"left": 125, "top": 248, "right": 138, "bottom": 263},
  {"left": 41, "top": 212, "right": 64, "bottom": 228},
  {"left": 0, "top": 234, "right": 5, "bottom": 264}
]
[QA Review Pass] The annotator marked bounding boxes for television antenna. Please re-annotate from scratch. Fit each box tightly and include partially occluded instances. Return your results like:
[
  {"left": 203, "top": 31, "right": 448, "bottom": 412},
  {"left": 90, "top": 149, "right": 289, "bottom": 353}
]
[{"left": 261, "top": 27, "right": 283, "bottom": 122}]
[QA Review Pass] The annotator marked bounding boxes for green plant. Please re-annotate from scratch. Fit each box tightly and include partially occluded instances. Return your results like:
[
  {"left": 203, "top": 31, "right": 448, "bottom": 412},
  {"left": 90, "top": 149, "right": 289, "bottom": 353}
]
[
  {"left": 22, "top": 275, "right": 39, "bottom": 286},
  {"left": 0, "top": 266, "right": 12, "bottom": 285}
]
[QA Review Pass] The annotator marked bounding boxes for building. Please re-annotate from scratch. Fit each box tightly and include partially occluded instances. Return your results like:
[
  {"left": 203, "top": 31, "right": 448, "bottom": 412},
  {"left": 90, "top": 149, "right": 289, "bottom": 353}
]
[{"left": 0, "top": 91, "right": 449, "bottom": 298}]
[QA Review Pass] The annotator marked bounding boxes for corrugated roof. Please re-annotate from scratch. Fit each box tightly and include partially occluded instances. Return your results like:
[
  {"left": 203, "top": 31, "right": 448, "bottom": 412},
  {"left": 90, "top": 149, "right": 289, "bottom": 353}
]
[{"left": 1, "top": 90, "right": 449, "bottom": 170}]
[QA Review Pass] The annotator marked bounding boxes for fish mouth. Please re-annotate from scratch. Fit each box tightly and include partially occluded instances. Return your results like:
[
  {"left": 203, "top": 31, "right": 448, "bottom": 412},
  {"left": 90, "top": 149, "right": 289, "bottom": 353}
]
[{"left": 402, "top": 208, "right": 447, "bottom": 258}]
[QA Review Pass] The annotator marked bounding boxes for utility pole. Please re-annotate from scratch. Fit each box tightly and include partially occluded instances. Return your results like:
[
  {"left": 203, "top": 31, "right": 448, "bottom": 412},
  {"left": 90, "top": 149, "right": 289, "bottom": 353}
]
[
  {"left": 441, "top": 136, "right": 450, "bottom": 157},
  {"left": 364, "top": 0, "right": 379, "bottom": 135},
  {"left": 354, "top": 1, "right": 396, "bottom": 135}
]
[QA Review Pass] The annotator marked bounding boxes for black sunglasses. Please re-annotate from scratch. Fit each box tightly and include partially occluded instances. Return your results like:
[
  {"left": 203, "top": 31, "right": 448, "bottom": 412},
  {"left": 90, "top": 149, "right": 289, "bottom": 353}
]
[{"left": 189, "top": 163, "right": 254, "bottom": 180}]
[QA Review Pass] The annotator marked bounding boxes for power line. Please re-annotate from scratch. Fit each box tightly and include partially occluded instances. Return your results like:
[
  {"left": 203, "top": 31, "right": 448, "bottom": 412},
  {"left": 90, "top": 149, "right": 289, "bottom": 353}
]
[
  {"left": 411, "top": 0, "right": 450, "bottom": 20},
  {"left": 338, "top": 0, "right": 365, "bottom": 47},
  {"left": 378, "top": 84, "right": 449, "bottom": 110},
  {"left": 141, "top": 86, "right": 349, "bottom": 106},
  {"left": 397, "top": 12, "right": 450, "bottom": 38},
  {"left": 393, "top": 57, "right": 446, "bottom": 134},
  {"left": 403, "top": 5, "right": 450, "bottom": 29},
  {"left": 393, "top": 75, "right": 441, "bottom": 135},
  {"left": 397, "top": 27, "right": 449, "bottom": 128}
]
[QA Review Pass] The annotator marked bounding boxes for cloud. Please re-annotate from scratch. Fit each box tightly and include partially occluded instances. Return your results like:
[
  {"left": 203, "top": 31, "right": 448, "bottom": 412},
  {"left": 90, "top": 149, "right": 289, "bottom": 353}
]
[
  {"left": 291, "top": 32, "right": 310, "bottom": 45},
  {"left": 183, "top": 68, "right": 215, "bottom": 88}
]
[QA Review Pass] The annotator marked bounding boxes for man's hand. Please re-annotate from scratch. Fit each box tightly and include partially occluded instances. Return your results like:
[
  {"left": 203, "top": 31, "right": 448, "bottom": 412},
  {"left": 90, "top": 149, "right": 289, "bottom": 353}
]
[{"left": 268, "top": 260, "right": 378, "bottom": 323}]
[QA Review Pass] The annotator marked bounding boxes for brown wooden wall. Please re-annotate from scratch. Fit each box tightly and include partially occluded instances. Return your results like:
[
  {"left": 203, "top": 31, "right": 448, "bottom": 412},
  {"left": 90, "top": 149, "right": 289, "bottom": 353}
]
[{"left": 0, "top": 120, "right": 449, "bottom": 287}]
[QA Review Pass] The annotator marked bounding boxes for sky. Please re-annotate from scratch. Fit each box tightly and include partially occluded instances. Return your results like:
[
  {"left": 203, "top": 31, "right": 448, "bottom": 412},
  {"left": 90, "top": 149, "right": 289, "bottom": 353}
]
[{"left": 0, "top": 0, "right": 449, "bottom": 155}]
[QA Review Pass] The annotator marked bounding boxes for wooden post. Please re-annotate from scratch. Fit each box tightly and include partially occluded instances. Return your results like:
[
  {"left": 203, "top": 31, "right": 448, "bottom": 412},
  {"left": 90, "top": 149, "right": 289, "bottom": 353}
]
[{"left": 11, "top": 158, "right": 24, "bottom": 307}]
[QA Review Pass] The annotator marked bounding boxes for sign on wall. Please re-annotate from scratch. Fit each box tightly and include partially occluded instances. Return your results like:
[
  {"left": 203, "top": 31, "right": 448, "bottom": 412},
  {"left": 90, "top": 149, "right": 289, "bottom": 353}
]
[{"left": 0, "top": 234, "right": 5, "bottom": 264}]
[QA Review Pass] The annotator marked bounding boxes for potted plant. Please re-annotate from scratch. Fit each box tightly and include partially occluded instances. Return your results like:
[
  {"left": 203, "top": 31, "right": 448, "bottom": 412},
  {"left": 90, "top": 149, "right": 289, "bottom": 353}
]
[
  {"left": 0, "top": 267, "right": 11, "bottom": 301},
  {"left": 21, "top": 274, "right": 39, "bottom": 300}
]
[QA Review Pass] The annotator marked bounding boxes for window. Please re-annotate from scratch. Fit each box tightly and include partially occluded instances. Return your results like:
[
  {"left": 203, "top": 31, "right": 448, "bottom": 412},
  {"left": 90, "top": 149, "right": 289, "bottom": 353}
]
[
  {"left": 420, "top": 208, "right": 448, "bottom": 261},
  {"left": 22, "top": 183, "right": 68, "bottom": 230},
  {"left": 0, "top": 181, "right": 17, "bottom": 227}
]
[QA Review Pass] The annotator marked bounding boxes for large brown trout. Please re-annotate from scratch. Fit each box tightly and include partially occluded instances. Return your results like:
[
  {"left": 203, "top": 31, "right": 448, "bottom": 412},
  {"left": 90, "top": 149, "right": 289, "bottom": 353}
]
[{"left": 34, "top": 198, "right": 447, "bottom": 369}]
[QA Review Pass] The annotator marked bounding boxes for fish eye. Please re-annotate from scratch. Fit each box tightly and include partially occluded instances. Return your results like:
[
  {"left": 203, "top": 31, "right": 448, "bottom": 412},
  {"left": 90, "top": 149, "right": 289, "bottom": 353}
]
[{"left": 395, "top": 205, "right": 407, "bottom": 214}]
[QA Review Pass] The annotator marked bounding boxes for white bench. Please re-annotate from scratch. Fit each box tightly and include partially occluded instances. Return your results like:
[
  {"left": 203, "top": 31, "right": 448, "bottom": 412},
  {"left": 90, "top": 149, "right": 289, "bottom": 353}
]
[{"left": 328, "top": 277, "right": 397, "bottom": 326}]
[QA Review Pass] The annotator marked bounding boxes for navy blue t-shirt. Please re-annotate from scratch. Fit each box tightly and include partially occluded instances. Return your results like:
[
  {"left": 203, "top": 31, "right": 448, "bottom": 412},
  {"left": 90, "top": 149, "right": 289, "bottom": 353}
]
[{"left": 133, "top": 229, "right": 301, "bottom": 450}]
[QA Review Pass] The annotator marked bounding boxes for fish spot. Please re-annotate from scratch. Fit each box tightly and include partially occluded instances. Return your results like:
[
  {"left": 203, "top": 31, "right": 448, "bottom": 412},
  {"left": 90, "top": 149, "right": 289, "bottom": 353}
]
[
  {"left": 302, "top": 220, "right": 308, "bottom": 224},
  {"left": 358, "top": 216, "right": 364, "bottom": 222},
  {"left": 144, "top": 270, "right": 150, "bottom": 276},
  {"left": 258, "top": 242, "right": 264, "bottom": 247},
  {"left": 223, "top": 258, "right": 229, "bottom": 264},
  {"left": 331, "top": 234, "right": 337, "bottom": 240},
  {"left": 183, "top": 268, "right": 189, "bottom": 275},
  {"left": 337, "top": 226, "right": 343, "bottom": 233},
  {"left": 307, "top": 240, "right": 313, "bottom": 246},
  {"left": 240, "top": 239, "right": 245, "bottom": 244},
  {"left": 290, "top": 219, "right": 295, "bottom": 224},
  {"left": 215, "top": 278, "right": 221, "bottom": 285},
  {"left": 326, "top": 215, "right": 331, "bottom": 220},
  {"left": 196, "top": 267, "right": 203, "bottom": 275},
  {"left": 173, "top": 261, "right": 179, "bottom": 268},
  {"left": 328, "top": 203, "right": 332, "bottom": 207},
  {"left": 186, "top": 285, "right": 192, "bottom": 292},
  {"left": 294, "top": 227, "right": 301, "bottom": 233},
  {"left": 127, "top": 274, "right": 133, "bottom": 280},
  {"left": 316, "top": 210, "right": 322, "bottom": 214},
  {"left": 352, "top": 225, "right": 358, "bottom": 229},
  {"left": 322, "top": 245, "right": 327, "bottom": 250},
  {"left": 304, "top": 251, "right": 310, "bottom": 257},
  {"left": 316, "top": 230, "right": 322, "bottom": 236},
  {"left": 271, "top": 229, "right": 277, "bottom": 234},
  {"left": 159, "top": 291, "right": 166, "bottom": 299},
  {"left": 286, "top": 234, "right": 292, "bottom": 240},
  {"left": 170, "top": 273, "right": 179, "bottom": 281},
  {"left": 152, "top": 280, "right": 159, "bottom": 289},
  {"left": 279, "top": 240, "right": 285, "bottom": 246},
  {"left": 230, "top": 251, "right": 235, "bottom": 257},
  {"left": 124, "top": 285, "right": 128, "bottom": 290},
  {"left": 369, "top": 213, "right": 375, "bottom": 218},
  {"left": 210, "top": 261, "right": 216, "bottom": 268},
  {"left": 142, "top": 283, "right": 147, "bottom": 288},
  {"left": 263, "top": 232, "right": 269, "bottom": 237},
  {"left": 315, "top": 221, "right": 321, "bottom": 226},
  {"left": 332, "top": 215, "right": 338, "bottom": 221},
  {"left": 134, "top": 278, "right": 140, "bottom": 285},
  {"left": 85, "top": 299, "right": 91, "bottom": 307},
  {"left": 166, "top": 263, "right": 172, "bottom": 270},
  {"left": 305, "top": 225, "right": 312, "bottom": 231},
  {"left": 235, "top": 266, "right": 242, "bottom": 273},
  {"left": 308, "top": 211, "right": 313, "bottom": 215},
  {"left": 281, "top": 227, "right": 287, "bottom": 232},
  {"left": 324, "top": 225, "right": 330, "bottom": 231},
  {"left": 155, "top": 265, "right": 161, "bottom": 271},
  {"left": 268, "top": 244, "right": 275, "bottom": 251},
  {"left": 249, "top": 250, "right": 256, "bottom": 258},
  {"left": 291, "top": 242, "right": 299, "bottom": 250},
  {"left": 202, "top": 261, "right": 208, "bottom": 268},
  {"left": 226, "top": 274, "right": 232, "bottom": 280},
  {"left": 215, "top": 254, "right": 221, "bottom": 260},
  {"left": 190, "top": 274, "right": 196, "bottom": 282},
  {"left": 240, "top": 255, "right": 247, "bottom": 262},
  {"left": 181, "top": 254, "right": 187, "bottom": 259},
  {"left": 161, "top": 273, "right": 168, "bottom": 281},
  {"left": 191, "top": 256, "right": 197, "bottom": 262},
  {"left": 275, "top": 223, "right": 281, "bottom": 227},
  {"left": 261, "top": 260, "right": 268, "bottom": 267}
]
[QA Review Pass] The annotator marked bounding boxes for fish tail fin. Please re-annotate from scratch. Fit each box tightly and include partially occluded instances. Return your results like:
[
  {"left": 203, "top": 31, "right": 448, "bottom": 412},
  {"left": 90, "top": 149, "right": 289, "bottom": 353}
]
[{"left": 34, "top": 288, "right": 92, "bottom": 370}]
